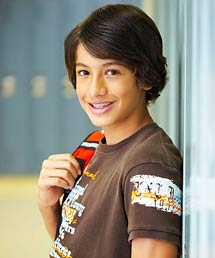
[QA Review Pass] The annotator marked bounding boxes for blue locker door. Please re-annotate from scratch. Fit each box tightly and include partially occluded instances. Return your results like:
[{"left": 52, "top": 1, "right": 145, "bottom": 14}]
[{"left": 0, "top": 1, "right": 33, "bottom": 173}]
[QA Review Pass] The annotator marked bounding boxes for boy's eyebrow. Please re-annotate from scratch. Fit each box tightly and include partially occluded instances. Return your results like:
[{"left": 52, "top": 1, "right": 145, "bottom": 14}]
[
  {"left": 102, "top": 62, "right": 125, "bottom": 67},
  {"left": 76, "top": 63, "right": 88, "bottom": 67},
  {"left": 75, "top": 61, "right": 125, "bottom": 68}
]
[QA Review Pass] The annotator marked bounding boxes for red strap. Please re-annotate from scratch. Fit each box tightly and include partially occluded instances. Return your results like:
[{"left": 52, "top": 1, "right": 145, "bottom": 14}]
[{"left": 73, "top": 130, "right": 104, "bottom": 171}]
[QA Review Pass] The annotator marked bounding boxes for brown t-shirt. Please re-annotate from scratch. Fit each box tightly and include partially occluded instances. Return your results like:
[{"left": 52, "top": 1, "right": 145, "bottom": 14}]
[{"left": 50, "top": 123, "right": 182, "bottom": 258}]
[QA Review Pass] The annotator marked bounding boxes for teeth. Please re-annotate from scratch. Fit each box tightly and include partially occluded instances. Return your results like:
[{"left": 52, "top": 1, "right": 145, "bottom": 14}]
[{"left": 92, "top": 103, "right": 110, "bottom": 109}]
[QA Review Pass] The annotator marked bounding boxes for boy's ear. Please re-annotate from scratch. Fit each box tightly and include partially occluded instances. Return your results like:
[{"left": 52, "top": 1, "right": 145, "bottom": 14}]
[
  {"left": 142, "top": 85, "right": 152, "bottom": 91},
  {"left": 138, "top": 83, "right": 152, "bottom": 91},
  {"left": 136, "top": 77, "right": 152, "bottom": 91}
]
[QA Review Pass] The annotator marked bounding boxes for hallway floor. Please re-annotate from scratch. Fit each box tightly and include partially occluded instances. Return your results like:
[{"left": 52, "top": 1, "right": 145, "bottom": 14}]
[{"left": 0, "top": 175, "right": 52, "bottom": 257}]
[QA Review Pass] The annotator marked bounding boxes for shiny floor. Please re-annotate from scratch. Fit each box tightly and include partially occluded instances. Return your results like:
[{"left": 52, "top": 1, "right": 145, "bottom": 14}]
[{"left": 0, "top": 175, "right": 52, "bottom": 257}]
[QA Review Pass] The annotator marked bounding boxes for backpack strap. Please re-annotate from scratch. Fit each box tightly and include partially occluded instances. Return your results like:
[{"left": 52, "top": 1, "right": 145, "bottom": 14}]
[
  {"left": 55, "top": 130, "right": 104, "bottom": 238},
  {"left": 72, "top": 130, "right": 104, "bottom": 172},
  {"left": 64, "top": 130, "right": 104, "bottom": 197}
]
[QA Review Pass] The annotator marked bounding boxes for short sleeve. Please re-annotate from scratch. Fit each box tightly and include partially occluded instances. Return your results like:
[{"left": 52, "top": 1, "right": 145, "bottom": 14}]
[{"left": 123, "top": 162, "right": 182, "bottom": 247}]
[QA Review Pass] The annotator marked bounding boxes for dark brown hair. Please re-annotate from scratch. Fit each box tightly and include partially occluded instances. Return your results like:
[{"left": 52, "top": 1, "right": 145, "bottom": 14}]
[{"left": 64, "top": 4, "right": 167, "bottom": 103}]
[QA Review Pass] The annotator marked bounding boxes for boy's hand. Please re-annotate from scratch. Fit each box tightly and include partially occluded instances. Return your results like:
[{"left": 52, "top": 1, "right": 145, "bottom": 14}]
[{"left": 38, "top": 153, "right": 81, "bottom": 208}]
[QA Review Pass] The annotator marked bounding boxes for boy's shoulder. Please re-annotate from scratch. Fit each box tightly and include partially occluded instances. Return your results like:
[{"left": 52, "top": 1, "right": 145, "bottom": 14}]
[{"left": 126, "top": 123, "right": 182, "bottom": 172}]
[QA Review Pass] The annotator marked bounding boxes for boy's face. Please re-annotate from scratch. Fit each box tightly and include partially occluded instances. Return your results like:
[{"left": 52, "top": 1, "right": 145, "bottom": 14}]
[{"left": 75, "top": 44, "right": 148, "bottom": 135}]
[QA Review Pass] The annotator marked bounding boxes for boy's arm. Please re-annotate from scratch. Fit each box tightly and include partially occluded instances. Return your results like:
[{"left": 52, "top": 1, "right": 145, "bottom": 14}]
[
  {"left": 38, "top": 131, "right": 103, "bottom": 239},
  {"left": 38, "top": 200, "right": 61, "bottom": 240},
  {"left": 131, "top": 238, "right": 178, "bottom": 258}
]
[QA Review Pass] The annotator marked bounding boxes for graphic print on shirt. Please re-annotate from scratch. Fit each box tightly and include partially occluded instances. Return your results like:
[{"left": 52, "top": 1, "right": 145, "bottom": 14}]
[
  {"left": 83, "top": 165, "right": 100, "bottom": 180},
  {"left": 49, "top": 176, "right": 88, "bottom": 258},
  {"left": 130, "top": 174, "right": 182, "bottom": 216},
  {"left": 50, "top": 165, "right": 99, "bottom": 258}
]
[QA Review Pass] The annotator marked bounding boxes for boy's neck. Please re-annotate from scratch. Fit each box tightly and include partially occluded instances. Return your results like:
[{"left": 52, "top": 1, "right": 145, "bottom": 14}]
[{"left": 103, "top": 114, "right": 153, "bottom": 145}]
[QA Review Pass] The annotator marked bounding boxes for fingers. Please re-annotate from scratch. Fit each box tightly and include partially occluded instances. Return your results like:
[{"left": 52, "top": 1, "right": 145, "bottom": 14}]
[
  {"left": 40, "top": 153, "right": 81, "bottom": 190},
  {"left": 39, "top": 168, "right": 76, "bottom": 190},
  {"left": 42, "top": 159, "right": 80, "bottom": 178},
  {"left": 48, "top": 153, "right": 81, "bottom": 174}
]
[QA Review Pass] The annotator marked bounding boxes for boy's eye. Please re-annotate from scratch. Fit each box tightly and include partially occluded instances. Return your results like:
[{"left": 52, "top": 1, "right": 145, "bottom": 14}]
[
  {"left": 77, "top": 70, "right": 89, "bottom": 76},
  {"left": 106, "top": 69, "right": 120, "bottom": 76}
]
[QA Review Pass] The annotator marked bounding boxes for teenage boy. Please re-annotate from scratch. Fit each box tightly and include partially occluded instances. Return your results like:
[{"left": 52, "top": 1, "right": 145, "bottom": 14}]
[{"left": 38, "top": 4, "right": 182, "bottom": 258}]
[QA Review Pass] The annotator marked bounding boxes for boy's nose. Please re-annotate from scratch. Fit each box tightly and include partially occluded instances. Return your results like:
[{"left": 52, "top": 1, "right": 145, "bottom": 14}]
[{"left": 89, "top": 75, "right": 107, "bottom": 98}]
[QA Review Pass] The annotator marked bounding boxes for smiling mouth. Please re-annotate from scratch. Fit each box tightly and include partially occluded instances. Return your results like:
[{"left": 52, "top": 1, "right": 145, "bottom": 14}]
[
  {"left": 90, "top": 102, "right": 112, "bottom": 109},
  {"left": 88, "top": 102, "right": 113, "bottom": 114}
]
